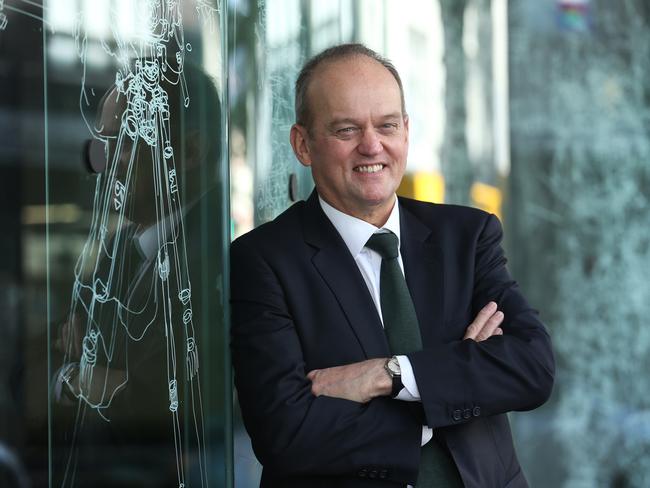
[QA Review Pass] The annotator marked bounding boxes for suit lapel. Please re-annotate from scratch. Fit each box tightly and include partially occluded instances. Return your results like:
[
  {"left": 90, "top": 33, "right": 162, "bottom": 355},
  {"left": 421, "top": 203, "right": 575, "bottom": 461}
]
[
  {"left": 302, "top": 192, "right": 390, "bottom": 359},
  {"left": 399, "top": 201, "right": 446, "bottom": 347}
]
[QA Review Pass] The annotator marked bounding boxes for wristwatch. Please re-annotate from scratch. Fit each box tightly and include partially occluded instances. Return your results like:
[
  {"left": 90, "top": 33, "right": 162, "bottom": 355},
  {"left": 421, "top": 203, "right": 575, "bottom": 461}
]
[{"left": 384, "top": 356, "right": 403, "bottom": 398}]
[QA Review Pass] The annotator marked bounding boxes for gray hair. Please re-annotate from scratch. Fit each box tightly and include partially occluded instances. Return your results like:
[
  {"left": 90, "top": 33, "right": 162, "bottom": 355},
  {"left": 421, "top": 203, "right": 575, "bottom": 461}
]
[{"left": 294, "top": 43, "right": 406, "bottom": 129}]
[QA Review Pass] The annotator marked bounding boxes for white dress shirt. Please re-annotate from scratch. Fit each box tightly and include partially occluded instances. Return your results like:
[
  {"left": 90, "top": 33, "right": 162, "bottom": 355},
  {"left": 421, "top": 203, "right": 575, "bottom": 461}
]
[{"left": 319, "top": 196, "right": 433, "bottom": 448}]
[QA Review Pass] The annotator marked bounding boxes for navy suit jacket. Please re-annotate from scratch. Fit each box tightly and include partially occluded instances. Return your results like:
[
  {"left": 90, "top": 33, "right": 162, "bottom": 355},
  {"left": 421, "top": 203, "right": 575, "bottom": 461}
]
[{"left": 230, "top": 191, "right": 554, "bottom": 487}]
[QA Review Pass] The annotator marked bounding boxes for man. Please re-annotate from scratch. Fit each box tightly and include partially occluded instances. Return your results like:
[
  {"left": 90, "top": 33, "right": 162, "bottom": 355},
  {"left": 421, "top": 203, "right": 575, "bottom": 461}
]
[{"left": 230, "top": 44, "right": 554, "bottom": 487}]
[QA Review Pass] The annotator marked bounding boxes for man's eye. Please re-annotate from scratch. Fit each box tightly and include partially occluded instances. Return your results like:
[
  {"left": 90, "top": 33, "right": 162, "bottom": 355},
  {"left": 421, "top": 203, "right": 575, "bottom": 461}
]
[
  {"left": 336, "top": 127, "right": 357, "bottom": 135},
  {"left": 381, "top": 123, "right": 398, "bottom": 131}
]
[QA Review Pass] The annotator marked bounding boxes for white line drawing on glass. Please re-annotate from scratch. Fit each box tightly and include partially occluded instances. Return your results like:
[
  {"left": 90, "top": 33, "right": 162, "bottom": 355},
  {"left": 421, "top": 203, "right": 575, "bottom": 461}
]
[
  {"left": 58, "top": 1, "right": 220, "bottom": 487},
  {"left": 0, "top": 0, "right": 54, "bottom": 31},
  {"left": 0, "top": 0, "right": 7, "bottom": 31},
  {"left": 256, "top": 66, "right": 300, "bottom": 221},
  {"left": 196, "top": 0, "right": 220, "bottom": 30}
]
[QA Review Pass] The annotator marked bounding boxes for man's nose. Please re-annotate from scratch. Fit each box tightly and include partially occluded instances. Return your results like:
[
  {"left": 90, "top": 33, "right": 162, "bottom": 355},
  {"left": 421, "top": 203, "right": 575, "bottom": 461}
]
[{"left": 357, "top": 129, "right": 383, "bottom": 156}]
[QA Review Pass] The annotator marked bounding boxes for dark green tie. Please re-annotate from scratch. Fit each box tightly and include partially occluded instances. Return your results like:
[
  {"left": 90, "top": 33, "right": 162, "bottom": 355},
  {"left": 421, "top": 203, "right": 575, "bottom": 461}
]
[
  {"left": 365, "top": 232, "right": 421, "bottom": 355},
  {"left": 365, "top": 232, "right": 464, "bottom": 488}
]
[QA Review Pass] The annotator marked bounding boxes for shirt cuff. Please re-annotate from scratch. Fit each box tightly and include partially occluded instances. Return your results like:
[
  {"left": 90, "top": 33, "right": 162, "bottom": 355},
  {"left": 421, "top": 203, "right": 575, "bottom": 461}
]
[{"left": 394, "top": 355, "right": 421, "bottom": 401}]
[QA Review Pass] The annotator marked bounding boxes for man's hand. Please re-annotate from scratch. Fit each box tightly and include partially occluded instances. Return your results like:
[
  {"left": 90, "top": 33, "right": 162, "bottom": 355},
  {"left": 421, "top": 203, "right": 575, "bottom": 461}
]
[
  {"left": 307, "top": 358, "right": 391, "bottom": 403},
  {"left": 463, "top": 301, "right": 504, "bottom": 341}
]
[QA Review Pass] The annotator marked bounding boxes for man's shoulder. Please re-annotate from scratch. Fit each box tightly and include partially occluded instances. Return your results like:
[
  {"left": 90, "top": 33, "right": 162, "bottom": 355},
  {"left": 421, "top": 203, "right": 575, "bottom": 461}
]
[
  {"left": 398, "top": 196, "right": 494, "bottom": 230},
  {"left": 231, "top": 200, "right": 307, "bottom": 251}
]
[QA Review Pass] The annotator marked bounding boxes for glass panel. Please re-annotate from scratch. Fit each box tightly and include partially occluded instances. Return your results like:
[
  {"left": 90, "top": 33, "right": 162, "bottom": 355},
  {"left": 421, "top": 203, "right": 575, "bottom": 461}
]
[
  {"left": 0, "top": 0, "right": 231, "bottom": 486},
  {"left": 229, "top": 0, "right": 356, "bottom": 238},
  {"left": 508, "top": 1, "right": 650, "bottom": 486},
  {"left": 0, "top": 3, "right": 49, "bottom": 485},
  {"left": 254, "top": 0, "right": 310, "bottom": 226}
]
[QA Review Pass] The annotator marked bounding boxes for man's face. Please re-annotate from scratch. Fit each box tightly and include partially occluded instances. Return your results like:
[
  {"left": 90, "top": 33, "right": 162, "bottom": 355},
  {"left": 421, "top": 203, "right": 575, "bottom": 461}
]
[{"left": 291, "top": 55, "right": 409, "bottom": 224}]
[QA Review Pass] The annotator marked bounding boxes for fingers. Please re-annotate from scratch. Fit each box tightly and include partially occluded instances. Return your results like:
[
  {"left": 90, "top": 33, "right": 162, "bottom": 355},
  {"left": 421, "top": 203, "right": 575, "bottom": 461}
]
[
  {"left": 307, "top": 370, "right": 321, "bottom": 396},
  {"left": 476, "top": 311, "right": 504, "bottom": 341},
  {"left": 463, "top": 301, "right": 505, "bottom": 342},
  {"left": 463, "top": 301, "right": 496, "bottom": 340},
  {"left": 307, "top": 368, "right": 331, "bottom": 397}
]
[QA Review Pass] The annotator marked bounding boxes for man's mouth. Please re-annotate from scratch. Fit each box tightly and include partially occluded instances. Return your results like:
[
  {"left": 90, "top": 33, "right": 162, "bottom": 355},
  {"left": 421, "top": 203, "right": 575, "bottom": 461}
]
[{"left": 353, "top": 163, "right": 384, "bottom": 174}]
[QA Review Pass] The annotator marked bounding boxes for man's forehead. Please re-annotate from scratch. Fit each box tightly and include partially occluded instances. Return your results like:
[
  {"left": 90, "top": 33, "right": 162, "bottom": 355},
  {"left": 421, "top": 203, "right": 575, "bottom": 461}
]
[
  {"left": 311, "top": 54, "right": 392, "bottom": 84},
  {"left": 327, "top": 112, "right": 404, "bottom": 126},
  {"left": 307, "top": 56, "right": 403, "bottom": 114}
]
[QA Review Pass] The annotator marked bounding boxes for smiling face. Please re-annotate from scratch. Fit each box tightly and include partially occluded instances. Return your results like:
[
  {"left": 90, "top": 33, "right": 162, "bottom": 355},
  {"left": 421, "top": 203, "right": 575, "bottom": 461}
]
[{"left": 290, "top": 55, "right": 409, "bottom": 226}]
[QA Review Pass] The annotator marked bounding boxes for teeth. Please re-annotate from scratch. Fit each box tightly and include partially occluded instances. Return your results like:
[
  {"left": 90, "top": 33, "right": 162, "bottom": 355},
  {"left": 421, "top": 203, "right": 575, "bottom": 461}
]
[{"left": 354, "top": 164, "right": 383, "bottom": 173}]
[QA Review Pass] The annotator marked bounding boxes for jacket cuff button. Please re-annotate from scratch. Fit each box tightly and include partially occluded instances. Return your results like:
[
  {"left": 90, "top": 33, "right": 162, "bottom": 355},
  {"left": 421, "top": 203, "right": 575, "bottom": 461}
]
[
  {"left": 472, "top": 406, "right": 481, "bottom": 417},
  {"left": 452, "top": 409, "right": 462, "bottom": 421}
]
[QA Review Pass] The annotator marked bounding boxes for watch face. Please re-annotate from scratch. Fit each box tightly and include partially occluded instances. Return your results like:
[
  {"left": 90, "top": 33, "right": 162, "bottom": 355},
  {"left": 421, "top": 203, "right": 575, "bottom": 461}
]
[{"left": 387, "top": 357, "right": 401, "bottom": 376}]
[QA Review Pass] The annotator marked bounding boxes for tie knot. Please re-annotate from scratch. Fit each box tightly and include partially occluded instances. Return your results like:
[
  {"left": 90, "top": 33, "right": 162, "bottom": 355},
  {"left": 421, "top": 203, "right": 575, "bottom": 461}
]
[{"left": 365, "top": 232, "right": 399, "bottom": 259}]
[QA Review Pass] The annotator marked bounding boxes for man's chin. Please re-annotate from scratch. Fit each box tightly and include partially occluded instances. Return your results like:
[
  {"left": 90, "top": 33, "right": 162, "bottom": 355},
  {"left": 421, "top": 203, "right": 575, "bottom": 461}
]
[{"left": 356, "top": 190, "right": 397, "bottom": 209}]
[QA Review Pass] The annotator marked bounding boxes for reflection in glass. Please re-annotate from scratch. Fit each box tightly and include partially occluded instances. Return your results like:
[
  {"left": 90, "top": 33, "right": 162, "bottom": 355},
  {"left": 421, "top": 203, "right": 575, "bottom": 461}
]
[
  {"left": 49, "top": 0, "right": 225, "bottom": 483},
  {"left": 0, "top": 0, "right": 231, "bottom": 482}
]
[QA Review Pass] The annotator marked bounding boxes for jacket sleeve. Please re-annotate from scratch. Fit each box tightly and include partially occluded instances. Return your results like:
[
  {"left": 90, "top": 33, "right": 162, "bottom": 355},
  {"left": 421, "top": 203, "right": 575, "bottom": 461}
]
[
  {"left": 407, "top": 213, "right": 555, "bottom": 428},
  {"left": 230, "top": 236, "right": 422, "bottom": 482}
]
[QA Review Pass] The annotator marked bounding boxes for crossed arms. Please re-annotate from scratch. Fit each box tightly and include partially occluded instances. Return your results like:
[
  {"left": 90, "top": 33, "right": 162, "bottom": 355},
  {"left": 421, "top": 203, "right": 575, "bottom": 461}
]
[
  {"left": 307, "top": 301, "right": 505, "bottom": 403},
  {"left": 230, "top": 209, "right": 554, "bottom": 480}
]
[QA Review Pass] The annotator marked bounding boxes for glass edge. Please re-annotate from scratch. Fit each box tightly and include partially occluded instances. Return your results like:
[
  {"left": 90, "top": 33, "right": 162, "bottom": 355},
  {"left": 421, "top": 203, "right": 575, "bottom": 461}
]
[{"left": 221, "top": 0, "right": 234, "bottom": 486}]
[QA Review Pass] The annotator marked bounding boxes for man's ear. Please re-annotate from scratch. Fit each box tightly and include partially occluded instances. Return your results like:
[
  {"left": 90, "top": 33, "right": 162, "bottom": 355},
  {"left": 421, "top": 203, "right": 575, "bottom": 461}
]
[
  {"left": 403, "top": 114, "right": 410, "bottom": 143},
  {"left": 290, "top": 123, "right": 312, "bottom": 167}
]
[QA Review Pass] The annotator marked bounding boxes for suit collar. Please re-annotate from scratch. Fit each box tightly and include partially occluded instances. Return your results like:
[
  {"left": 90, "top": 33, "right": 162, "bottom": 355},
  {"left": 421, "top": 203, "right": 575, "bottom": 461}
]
[
  {"left": 302, "top": 192, "right": 447, "bottom": 352},
  {"left": 398, "top": 198, "right": 446, "bottom": 347},
  {"left": 302, "top": 191, "right": 338, "bottom": 250},
  {"left": 302, "top": 191, "right": 391, "bottom": 358}
]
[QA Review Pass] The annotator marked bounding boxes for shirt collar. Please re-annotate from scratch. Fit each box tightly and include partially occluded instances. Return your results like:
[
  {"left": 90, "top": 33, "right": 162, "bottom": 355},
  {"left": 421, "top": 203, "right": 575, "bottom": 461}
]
[{"left": 318, "top": 194, "right": 401, "bottom": 258}]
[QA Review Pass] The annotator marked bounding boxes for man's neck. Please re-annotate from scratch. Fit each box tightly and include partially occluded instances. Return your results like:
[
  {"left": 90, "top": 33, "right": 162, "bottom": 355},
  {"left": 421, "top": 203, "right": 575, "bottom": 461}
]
[{"left": 318, "top": 194, "right": 397, "bottom": 228}]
